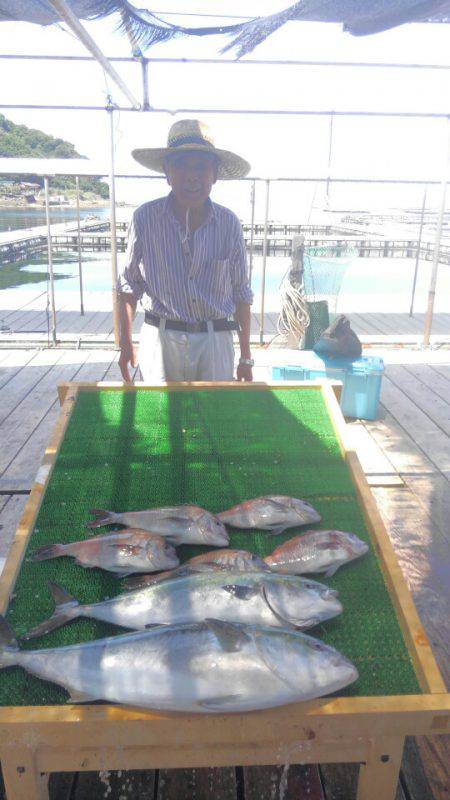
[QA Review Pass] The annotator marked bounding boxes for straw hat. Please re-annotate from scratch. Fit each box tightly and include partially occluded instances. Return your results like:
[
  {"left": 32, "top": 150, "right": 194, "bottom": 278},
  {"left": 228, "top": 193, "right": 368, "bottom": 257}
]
[{"left": 132, "top": 119, "right": 250, "bottom": 180}]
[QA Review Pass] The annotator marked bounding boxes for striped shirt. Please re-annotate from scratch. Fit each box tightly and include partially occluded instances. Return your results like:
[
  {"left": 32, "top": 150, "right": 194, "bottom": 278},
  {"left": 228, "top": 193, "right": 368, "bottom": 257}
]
[{"left": 117, "top": 193, "right": 253, "bottom": 322}]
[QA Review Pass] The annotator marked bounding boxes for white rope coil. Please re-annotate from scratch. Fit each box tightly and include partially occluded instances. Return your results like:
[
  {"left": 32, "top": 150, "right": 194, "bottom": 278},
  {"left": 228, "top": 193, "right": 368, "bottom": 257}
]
[{"left": 277, "top": 276, "right": 310, "bottom": 341}]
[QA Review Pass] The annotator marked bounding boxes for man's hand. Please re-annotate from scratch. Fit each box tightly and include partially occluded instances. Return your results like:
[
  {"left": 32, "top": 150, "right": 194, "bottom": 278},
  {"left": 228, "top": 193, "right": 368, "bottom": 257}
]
[
  {"left": 119, "top": 338, "right": 138, "bottom": 383},
  {"left": 236, "top": 362, "right": 253, "bottom": 382},
  {"left": 118, "top": 293, "right": 138, "bottom": 383},
  {"left": 234, "top": 302, "right": 253, "bottom": 382}
]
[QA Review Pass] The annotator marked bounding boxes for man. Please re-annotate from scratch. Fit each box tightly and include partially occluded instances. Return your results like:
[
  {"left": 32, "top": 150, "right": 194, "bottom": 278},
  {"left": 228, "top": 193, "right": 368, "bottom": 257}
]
[{"left": 117, "top": 119, "right": 254, "bottom": 383}]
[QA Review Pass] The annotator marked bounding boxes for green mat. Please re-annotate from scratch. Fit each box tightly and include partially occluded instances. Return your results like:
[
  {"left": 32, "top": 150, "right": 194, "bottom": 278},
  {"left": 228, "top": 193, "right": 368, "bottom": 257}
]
[{"left": 1, "top": 388, "right": 421, "bottom": 706}]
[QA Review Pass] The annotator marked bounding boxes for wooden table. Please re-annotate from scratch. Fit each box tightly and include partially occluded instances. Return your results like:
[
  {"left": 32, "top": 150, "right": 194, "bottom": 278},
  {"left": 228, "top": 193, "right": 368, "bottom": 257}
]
[{"left": 0, "top": 381, "right": 448, "bottom": 800}]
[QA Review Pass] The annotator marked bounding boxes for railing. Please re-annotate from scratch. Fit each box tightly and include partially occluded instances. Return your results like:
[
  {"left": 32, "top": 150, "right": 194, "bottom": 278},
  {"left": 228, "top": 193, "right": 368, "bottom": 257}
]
[{"left": 2, "top": 226, "right": 450, "bottom": 265}]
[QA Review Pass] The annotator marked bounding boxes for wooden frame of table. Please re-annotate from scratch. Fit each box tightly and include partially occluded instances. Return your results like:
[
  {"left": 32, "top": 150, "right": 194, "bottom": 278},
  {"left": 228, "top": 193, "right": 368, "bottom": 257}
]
[{"left": 0, "top": 381, "right": 448, "bottom": 800}]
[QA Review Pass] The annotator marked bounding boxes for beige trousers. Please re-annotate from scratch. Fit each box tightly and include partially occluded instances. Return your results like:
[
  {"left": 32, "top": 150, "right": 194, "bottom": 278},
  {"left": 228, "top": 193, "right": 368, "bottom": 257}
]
[{"left": 138, "top": 319, "right": 235, "bottom": 382}]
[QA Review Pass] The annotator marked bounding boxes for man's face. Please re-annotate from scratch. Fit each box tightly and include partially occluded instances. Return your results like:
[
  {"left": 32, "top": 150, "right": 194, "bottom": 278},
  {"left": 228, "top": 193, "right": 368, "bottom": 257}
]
[{"left": 165, "top": 151, "right": 218, "bottom": 209}]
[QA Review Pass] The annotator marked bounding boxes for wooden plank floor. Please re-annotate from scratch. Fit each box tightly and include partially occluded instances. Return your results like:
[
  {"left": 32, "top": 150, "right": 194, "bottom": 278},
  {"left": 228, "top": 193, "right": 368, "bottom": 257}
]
[
  {"left": 1, "top": 285, "right": 449, "bottom": 343},
  {"left": 0, "top": 345, "right": 449, "bottom": 800}
]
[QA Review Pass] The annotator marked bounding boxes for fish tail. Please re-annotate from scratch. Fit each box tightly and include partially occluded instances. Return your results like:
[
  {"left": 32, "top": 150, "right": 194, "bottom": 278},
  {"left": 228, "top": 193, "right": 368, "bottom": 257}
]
[
  {"left": 22, "top": 582, "right": 81, "bottom": 641},
  {"left": 0, "top": 615, "right": 19, "bottom": 668},
  {"left": 28, "top": 543, "right": 65, "bottom": 562},
  {"left": 87, "top": 508, "right": 117, "bottom": 528}
]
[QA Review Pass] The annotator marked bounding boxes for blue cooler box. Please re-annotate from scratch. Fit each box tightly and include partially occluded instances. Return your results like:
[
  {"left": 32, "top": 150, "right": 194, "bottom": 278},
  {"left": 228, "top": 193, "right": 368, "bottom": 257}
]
[{"left": 272, "top": 353, "right": 385, "bottom": 420}]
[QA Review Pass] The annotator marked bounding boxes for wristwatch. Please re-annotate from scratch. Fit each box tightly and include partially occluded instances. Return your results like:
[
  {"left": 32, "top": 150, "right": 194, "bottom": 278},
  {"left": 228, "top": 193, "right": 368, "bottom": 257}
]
[{"left": 239, "top": 358, "right": 254, "bottom": 366}]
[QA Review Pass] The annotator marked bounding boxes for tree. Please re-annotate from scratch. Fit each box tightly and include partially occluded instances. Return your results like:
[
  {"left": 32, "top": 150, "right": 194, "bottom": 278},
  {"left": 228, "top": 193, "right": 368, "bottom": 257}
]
[{"left": 0, "top": 115, "right": 109, "bottom": 198}]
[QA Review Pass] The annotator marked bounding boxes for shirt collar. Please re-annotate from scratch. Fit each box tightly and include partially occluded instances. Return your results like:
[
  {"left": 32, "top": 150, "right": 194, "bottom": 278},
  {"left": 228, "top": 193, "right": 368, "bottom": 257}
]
[{"left": 163, "top": 192, "right": 217, "bottom": 227}]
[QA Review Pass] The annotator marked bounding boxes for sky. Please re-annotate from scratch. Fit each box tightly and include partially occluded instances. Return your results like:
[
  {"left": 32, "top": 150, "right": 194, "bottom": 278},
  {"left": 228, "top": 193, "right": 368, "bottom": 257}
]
[{"left": 0, "top": 1, "right": 449, "bottom": 221}]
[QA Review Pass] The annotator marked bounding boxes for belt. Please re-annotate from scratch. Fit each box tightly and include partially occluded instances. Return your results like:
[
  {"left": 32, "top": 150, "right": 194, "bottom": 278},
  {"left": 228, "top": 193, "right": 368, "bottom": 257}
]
[{"left": 145, "top": 310, "right": 239, "bottom": 333}]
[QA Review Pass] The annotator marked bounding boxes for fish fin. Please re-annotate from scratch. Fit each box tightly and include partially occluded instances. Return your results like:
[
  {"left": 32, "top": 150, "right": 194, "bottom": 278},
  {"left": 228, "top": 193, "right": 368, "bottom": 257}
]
[
  {"left": 67, "top": 689, "right": 99, "bottom": 704},
  {"left": 28, "top": 543, "right": 64, "bottom": 562},
  {"left": 49, "top": 581, "right": 77, "bottom": 606},
  {"left": 111, "top": 571, "right": 134, "bottom": 577},
  {"left": 0, "top": 615, "right": 19, "bottom": 669},
  {"left": 266, "top": 498, "right": 290, "bottom": 510},
  {"left": 22, "top": 582, "right": 80, "bottom": 641},
  {"left": 144, "top": 623, "right": 171, "bottom": 629},
  {"left": 222, "top": 584, "right": 258, "bottom": 600},
  {"left": 197, "top": 695, "right": 242, "bottom": 710},
  {"left": 296, "top": 617, "right": 320, "bottom": 629},
  {"left": 122, "top": 566, "right": 202, "bottom": 590},
  {"left": 267, "top": 525, "right": 288, "bottom": 536},
  {"left": 87, "top": 508, "right": 116, "bottom": 528},
  {"left": 204, "top": 618, "right": 251, "bottom": 651},
  {"left": 74, "top": 559, "right": 93, "bottom": 569},
  {"left": 325, "top": 565, "right": 339, "bottom": 577},
  {"left": 0, "top": 615, "right": 18, "bottom": 651}
]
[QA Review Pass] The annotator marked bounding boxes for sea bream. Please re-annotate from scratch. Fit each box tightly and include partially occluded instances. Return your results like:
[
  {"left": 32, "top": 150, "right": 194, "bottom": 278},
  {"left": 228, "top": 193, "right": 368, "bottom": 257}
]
[
  {"left": 22, "top": 571, "right": 343, "bottom": 640},
  {"left": 217, "top": 496, "right": 321, "bottom": 535},
  {"left": 28, "top": 530, "right": 179, "bottom": 576},
  {"left": 123, "top": 548, "right": 270, "bottom": 590},
  {"left": 1, "top": 617, "right": 358, "bottom": 712},
  {"left": 87, "top": 505, "right": 229, "bottom": 546},
  {"left": 265, "top": 531, "right": 369, "bottom": 577}
]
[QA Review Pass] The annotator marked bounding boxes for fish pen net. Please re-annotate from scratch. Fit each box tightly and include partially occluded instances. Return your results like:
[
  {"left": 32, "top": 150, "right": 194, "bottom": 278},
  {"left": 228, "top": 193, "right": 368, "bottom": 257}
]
[
  {"left": 278, "top": 237, "right": 357, "bottom": 348},
  {"left": 1, "top": 387, "right": 421, "bottom": 706}
]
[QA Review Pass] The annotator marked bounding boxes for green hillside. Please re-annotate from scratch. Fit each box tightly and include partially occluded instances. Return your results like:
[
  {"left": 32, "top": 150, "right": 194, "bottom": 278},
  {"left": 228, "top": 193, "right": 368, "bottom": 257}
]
[{"left": 0, "top": 114, "right": 109, "bottom": 199}]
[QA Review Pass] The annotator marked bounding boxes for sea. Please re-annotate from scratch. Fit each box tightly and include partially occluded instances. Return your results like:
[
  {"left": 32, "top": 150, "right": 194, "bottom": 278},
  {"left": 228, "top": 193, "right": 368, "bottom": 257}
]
[
  {"left": 1, "top": 208, "right": 450, "bottom": 314},
  {"left": 0, "top": 206, "right": 110, "bottom": 232}
]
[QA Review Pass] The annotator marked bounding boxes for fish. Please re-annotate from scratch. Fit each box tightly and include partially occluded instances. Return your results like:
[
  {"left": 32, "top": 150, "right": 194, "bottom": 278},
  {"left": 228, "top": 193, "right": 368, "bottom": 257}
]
[
  {"left": 28, "top": 530, "right": 180, "bottom": 576},
  {"left": 217, "top": 496, "right": 321, "bottom": 535},
  {"left": 0, "top": 616, "right": 358, "bottom": 712},
  {"left": 122, "top": 548, "right": 270, "bottom": 590},
  {"left": 22, "top": 571, "right": 343, "bottom": 640},
  {"left": 264, "top": 530, "right": 369, "bottom": 577},
  {"left": 87, "top": 505, "right": 229, "bottom": 546}
]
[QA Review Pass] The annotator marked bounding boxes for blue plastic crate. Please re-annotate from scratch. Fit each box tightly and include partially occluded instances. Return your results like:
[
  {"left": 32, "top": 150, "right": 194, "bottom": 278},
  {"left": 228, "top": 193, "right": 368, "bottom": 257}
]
[{"left": 272, "top": 353, "right": 385, "bottom": 420}]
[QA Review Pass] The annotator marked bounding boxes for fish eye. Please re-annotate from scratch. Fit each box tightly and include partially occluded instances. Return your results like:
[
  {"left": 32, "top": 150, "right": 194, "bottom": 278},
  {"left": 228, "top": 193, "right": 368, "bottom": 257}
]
[{"left": 310, "top": 640, "right": 326, "bottom": 652}]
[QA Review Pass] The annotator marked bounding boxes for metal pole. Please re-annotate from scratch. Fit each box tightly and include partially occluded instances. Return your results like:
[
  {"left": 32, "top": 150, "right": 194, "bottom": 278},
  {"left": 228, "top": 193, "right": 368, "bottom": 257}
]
[
  {"left": 108, "top": 105, "right": 121, "bottom": 349},
  {"left": 423, "top": 119, "right": 450, "bottom": 346},
  {"left": 75, "top": 176, "right": 85, "bottom": 316},
  {"left": 141, "top": 58, "right": 150, "bottom": 110},
  {"left": 44, "top": 176, "right": 57, "bottom": 346},
  {"left": 409, "top": 186, "right": 427, "bottom": 317},
  {"left": 259, "top": 179, "right": 270, "bottom": 345},
  {"left": 248, "top": 180, "right": 256, "bottom": 285},
  {"left": 47, "top": 0, "right": 140, "bottom": 109},
  {"left": 325, "top": 112, "right": 334, "bottom": 209}
]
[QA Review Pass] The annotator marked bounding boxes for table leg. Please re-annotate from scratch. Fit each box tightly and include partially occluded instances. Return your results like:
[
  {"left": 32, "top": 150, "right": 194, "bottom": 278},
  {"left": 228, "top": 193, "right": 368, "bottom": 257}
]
[
  {"left": 1, "top": 749, "right": 49, "bottom": 800},
  {"left": 357, "top": 736, "right": 404, "bottom": 800}
]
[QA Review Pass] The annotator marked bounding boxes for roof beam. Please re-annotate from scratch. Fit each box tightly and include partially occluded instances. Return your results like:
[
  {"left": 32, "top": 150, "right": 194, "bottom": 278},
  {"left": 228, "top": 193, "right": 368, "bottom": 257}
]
[{"left": 47, "top": 0, "right": 141, "bottom": 109}]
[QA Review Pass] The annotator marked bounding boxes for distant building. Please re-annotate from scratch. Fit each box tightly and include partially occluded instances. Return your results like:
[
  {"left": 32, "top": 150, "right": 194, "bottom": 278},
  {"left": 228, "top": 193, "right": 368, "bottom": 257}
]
[{"left": 48, "top": 194, "right": 69, "bottom": 205}]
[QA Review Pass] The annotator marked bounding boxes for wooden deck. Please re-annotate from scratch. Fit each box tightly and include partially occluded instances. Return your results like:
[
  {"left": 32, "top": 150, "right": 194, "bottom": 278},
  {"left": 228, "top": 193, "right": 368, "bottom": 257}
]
[
  {"left": 0, "top": 342, "right": 449, "bottom": 799},
  {"left": 0, "top": 290, "right": 449, "bottom": 345}
]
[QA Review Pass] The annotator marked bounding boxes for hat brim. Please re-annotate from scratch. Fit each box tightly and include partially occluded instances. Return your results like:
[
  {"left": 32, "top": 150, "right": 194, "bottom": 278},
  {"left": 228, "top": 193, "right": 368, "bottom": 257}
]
[{"left": 132, "top": 144, "right": 250, "bottom": 180}]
